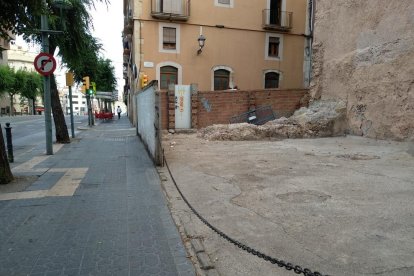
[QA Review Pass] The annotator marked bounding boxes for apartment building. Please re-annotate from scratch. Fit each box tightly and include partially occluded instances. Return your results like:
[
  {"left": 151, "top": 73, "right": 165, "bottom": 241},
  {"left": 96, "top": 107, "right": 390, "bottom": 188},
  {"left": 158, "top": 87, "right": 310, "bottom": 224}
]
[
  {"left": 0, "top": 33, "right": 14, "bottom": 65},
  {"left": 123, "top": 0, "right": 312, "bottom": 98},
  {"left": 60, "top": 87, "right": 88, "bottom": 116}
]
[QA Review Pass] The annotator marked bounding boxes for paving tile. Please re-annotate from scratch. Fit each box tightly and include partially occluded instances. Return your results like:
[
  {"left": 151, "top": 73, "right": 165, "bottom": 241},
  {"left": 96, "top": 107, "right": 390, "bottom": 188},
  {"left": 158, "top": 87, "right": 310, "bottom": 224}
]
[{"left": 0, "top": 120, "right": 194, "bottom": 276}]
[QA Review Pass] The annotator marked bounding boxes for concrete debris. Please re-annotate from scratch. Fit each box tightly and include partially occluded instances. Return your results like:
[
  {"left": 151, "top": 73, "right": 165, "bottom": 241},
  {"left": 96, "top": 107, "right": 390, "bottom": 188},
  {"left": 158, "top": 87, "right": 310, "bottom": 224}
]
[{"left": 198, "top": 100, "right": 347, "bottom": 141}]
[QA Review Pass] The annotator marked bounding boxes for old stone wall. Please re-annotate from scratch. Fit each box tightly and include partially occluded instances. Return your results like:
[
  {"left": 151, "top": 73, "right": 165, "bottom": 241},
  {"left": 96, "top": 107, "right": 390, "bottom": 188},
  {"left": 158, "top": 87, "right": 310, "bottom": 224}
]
[{"left": 311, "top": 0, "right": 414, "bottom": 140}]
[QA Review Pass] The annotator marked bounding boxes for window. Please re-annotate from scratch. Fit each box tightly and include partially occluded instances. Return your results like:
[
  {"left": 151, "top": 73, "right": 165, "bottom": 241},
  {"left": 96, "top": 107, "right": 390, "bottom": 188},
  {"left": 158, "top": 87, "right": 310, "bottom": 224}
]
[
  {"left": 265, "top": 72, "right": 280, "bottom": 88},
  {"left": 214, "top": 69, "right": 230, "bottom": 90},
  {"left": 163, "top": 27, "right": 176, "bottom": 49},
  {"left": 160, "top": 66, "right": 178, "bottom": 89},
  {"left": 215, "top": 0, "right": 234, "bottom": 8},
  {"left": 265, "top": 33, "right": 283, "bottom": 60},
  {"left": 268, "top": 37, "right": 280, "bottom": 57},
  {"left": 159, "top": 23, "right": 180, "bottom": 53},
  {"left": 72, "top": 101, "right": 79, "bottom": 104},
  {"left": 160, "top": 0, "right": 183, "bottom": 13}
]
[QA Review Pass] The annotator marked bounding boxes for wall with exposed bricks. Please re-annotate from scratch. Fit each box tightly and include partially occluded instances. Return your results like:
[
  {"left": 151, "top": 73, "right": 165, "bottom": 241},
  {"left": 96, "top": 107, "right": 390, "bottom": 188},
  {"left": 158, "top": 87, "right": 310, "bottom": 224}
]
[{"left": 159, "top": 89, "right": 308, "bottom": 130}]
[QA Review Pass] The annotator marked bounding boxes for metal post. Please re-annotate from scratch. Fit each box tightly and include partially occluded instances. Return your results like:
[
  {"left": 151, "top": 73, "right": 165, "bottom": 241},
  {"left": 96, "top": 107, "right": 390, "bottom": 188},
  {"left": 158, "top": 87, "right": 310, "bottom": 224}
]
[
  {"left": 86, "top": 94, "right": 92, "bottom": 126},
  {"left": 41, "top": 0, "right": 53, "bottom": 155},
  {"left": 68, "top": 86, "right": 75, "bottom": 138},
  {"left": 4, "top": 123, "right": 13, "bottom": 163}
]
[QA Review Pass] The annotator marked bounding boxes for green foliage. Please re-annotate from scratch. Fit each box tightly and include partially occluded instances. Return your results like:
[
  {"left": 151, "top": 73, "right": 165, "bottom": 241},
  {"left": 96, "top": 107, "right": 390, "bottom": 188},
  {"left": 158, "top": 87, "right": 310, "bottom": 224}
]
[
  {"left": 95, "top": 58, "right": 117, "bottom": 92},
  {"left": 0, "top": 1, "right": 44, "bottom": 39},
  {"left": 0, "top": 65, "right": 15, "bottom": 93},
  {"left": 0, "top": 0, "right": 116, "bottom": 92},
  {"left": 20, "top": 71, "right": 43, "bottom": 100},
  {"left": 0, "top": 65, "right": 43, "bottom": 99}
]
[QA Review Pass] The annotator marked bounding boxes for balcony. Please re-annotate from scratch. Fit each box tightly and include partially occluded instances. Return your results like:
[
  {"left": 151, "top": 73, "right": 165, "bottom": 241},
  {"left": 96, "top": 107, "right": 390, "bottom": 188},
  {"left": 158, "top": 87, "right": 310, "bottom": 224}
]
[
  {"left": 151, "top": 0, "right": 190, "bottom": 21},
  {"left": 262, "top": 10, "right": 293, "bottom": 31}
]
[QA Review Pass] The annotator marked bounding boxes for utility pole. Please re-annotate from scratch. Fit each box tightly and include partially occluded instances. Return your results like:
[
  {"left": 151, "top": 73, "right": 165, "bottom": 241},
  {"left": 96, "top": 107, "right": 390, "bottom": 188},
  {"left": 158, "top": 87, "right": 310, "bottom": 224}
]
[{"left": 41, "top": 0, "right": 53, "bottom": 155}]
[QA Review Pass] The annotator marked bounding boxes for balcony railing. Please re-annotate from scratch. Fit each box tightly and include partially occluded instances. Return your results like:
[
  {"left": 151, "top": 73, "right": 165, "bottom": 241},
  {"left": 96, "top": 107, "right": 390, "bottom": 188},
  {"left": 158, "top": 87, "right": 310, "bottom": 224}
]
[
  {"left": 151, "top": 0, "right": 190, "bottom": 21},
  {"left": 262, "top": 10, "right": 293, "bottom": 31}
]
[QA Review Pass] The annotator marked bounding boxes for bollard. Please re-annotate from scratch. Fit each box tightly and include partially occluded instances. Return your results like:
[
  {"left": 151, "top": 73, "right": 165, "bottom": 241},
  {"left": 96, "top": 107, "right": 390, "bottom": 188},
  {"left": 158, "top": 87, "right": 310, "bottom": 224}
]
[{"left": 4, "top": 122, "right": 13, "bottom": 163}]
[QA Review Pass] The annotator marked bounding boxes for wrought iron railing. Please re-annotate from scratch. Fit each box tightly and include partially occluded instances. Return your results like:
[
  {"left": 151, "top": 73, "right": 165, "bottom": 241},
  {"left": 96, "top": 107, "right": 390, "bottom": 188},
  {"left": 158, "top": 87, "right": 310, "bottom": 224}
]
[
  {"left": 151, "top": 0, "right": 190, "bottom": 21},
  {"left": 262, "top": 10, "right": 293, "bottom": 31}
]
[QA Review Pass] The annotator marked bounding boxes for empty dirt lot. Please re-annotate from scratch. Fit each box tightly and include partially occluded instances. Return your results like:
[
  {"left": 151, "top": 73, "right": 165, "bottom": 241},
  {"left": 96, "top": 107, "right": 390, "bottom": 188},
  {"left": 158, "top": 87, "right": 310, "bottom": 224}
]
[{"left": 160, "top": 133, "right": 414, "bottom": 276}]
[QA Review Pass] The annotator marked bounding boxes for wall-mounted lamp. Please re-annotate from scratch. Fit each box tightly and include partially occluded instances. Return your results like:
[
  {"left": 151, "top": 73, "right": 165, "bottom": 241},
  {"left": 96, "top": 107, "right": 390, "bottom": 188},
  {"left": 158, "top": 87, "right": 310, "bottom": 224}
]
[{"left": 197, "top": 34, "right": 206, "bottom": 55}]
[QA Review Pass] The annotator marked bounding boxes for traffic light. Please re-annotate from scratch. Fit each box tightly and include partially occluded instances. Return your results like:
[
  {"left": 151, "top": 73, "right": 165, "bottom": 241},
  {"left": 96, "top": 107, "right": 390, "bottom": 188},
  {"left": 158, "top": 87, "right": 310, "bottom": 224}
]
[
  {"left": 141, "top": 74, "right": 148, "bottom": 88},
  {"left": 65, "top": 72, "right": 74, "bottom": 87},
  {"left": 82, "top": 76, "right": 90, "bottom": 89},
  {"left": 91, "top": 82, "right": 96, "bottom": 95}
]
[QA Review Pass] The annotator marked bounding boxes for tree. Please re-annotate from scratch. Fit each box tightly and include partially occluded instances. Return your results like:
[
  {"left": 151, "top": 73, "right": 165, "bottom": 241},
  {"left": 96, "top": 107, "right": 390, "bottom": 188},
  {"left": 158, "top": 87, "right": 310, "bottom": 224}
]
[
  {"left": 1, "top": 0, "right": 110, "bottom": 142},
  {"left": 0, "top": 65, "right": 15, "bottom": 95},
  {"left": 0, "top": 1, "right": 43, "bottom": 39},
  {"left": 7, "top": 68, "right": 29, "bottom": 116},
  {"left": 96, "top": 57, "right": 117, "bottom": 92},
  {"left": 0, "top": 65, "right": 18, "bottom": 115},
  {"left": 0, "top": 126, "right": 13, "bottom": 184},
  {"left": 20, "top": 71, "right": 43, "bottom": 115},
  {"left": 0, "top": 66, "right": 14, "bottom": 183}
]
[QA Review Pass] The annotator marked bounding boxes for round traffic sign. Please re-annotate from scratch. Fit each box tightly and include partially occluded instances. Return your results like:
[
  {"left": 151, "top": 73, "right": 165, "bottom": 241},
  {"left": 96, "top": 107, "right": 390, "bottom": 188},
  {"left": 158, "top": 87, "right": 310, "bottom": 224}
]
[{"left": 34, "top": 53, "right": 57, "bottom": 76}]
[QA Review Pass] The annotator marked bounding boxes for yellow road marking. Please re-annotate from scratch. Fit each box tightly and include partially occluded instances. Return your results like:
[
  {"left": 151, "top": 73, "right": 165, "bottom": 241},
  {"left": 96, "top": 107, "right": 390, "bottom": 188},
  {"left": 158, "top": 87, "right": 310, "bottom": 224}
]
[
  {"left": 47, "top": 168, "right": 88, "bottom": 197},
  {"left": 0, "top": 190, "right": 48, "bottom": 201},
  {"left": 12, "top": 156, "right": 49, "bottom": 173}
]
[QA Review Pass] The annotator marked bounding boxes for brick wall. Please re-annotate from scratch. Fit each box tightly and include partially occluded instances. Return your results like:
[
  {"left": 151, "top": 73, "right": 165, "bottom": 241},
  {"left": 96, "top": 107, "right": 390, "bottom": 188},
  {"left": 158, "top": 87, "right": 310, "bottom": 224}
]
[{"left": 159, "top": 89, "right": 308, "bottom": 130}]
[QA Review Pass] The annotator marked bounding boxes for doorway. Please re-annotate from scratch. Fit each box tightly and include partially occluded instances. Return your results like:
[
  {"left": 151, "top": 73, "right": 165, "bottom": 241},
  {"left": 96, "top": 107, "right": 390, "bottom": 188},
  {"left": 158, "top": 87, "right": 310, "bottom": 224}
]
[{"left": 269, "top": 0, "right": 282, "bottom": 25}]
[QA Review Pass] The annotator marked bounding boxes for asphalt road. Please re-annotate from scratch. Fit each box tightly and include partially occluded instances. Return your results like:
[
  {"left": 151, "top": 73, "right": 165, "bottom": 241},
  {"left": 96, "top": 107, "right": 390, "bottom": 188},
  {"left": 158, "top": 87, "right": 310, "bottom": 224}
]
[{"left": 0, "top": 115, "right": 88, "bottom": 160}]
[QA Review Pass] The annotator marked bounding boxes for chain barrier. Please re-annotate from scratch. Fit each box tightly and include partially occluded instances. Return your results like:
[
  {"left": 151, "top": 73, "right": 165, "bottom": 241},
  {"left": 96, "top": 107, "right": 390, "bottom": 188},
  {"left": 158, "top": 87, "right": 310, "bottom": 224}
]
[{"left": 164, "top": 156, "right": 329, "bottom": 276}]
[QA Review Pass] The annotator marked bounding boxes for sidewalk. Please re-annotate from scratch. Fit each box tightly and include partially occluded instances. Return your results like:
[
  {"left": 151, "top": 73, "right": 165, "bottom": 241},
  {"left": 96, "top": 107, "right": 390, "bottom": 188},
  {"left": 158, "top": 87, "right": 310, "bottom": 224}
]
[{"left": 0, "top": 117, "right": 195, "bottom": 276}]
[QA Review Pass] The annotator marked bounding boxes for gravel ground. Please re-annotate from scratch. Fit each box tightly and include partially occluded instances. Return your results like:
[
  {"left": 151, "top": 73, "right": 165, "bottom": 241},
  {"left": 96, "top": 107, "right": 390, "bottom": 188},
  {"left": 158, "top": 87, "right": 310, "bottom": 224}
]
[{"left": 160, "top": 133, "right": 414, "bottom": 276}]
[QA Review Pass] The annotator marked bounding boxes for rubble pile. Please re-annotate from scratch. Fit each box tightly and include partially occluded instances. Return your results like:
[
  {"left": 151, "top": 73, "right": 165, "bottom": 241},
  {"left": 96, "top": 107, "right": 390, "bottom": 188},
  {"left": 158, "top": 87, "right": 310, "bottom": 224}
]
[{"left": 198, "top": 100, "right": 347, "bottom": 141}]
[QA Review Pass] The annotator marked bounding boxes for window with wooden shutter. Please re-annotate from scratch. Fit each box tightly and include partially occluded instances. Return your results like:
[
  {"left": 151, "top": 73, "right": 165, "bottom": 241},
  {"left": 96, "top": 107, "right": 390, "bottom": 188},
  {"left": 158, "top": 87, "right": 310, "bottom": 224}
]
[
  {"left": 163, "top": 27, "right": 176, "bottom": 49},
  {"left": 268, "top": 37, "right": 280, "bottom": 57}
]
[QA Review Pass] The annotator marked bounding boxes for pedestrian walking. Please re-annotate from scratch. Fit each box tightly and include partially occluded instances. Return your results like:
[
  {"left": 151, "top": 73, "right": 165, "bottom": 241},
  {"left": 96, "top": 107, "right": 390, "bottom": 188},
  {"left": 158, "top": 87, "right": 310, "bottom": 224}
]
[{"left": 117, "top": 106, "right": 122, "bottom": 119}]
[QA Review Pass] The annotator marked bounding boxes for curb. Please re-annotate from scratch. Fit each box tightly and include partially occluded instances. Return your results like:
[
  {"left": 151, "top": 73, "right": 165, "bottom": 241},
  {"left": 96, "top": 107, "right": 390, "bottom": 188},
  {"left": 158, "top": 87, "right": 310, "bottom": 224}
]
[{"left": 158, "top": 168, "right": 220, "bottom": 276}]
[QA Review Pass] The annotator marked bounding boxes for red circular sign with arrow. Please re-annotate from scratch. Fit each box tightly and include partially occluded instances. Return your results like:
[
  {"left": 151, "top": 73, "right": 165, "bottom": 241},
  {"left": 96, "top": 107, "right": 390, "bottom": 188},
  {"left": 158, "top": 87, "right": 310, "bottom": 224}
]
[{"left": 34, "top": 53, "right": 57, "bottom": 76}]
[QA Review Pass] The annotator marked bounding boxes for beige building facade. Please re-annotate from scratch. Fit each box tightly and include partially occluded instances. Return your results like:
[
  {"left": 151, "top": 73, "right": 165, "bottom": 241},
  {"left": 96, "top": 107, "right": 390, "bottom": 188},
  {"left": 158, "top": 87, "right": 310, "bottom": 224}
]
[
  {"left": 0, "top": 33, "right": 14, "bottom": 65},
  {"left": 123, "top": 0, "right": 312, "bottom": 99}
]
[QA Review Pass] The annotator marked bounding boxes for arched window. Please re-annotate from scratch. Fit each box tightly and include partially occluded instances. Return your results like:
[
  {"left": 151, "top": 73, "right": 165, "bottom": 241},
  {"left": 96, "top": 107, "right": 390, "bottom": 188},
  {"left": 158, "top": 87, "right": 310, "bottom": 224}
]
[
  {"left": 160, "top": 66, "right": 178, "bottom": 89},
  {"left": 265, "top": 72, "right": 279, "bottom": 88},
  {"left": 214, "top": 69, "right": 230, "bottom": 90}
]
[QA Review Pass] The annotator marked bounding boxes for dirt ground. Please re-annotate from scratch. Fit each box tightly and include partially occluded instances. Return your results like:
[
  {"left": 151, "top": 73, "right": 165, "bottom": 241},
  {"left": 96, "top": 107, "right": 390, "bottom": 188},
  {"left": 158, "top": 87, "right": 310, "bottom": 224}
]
[{"left": 160, "top": 132, "right": 414, "bottom": 276}]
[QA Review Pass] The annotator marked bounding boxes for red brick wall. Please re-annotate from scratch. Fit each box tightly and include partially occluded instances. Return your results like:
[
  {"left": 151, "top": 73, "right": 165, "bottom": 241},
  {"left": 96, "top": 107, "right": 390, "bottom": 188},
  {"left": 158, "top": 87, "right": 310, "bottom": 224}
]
[
  {"left": 159, "top": 91, "right": 169, "bottom": 130},
  {"left": 159, "top": 89, "right": 308, "bottom": 130}
]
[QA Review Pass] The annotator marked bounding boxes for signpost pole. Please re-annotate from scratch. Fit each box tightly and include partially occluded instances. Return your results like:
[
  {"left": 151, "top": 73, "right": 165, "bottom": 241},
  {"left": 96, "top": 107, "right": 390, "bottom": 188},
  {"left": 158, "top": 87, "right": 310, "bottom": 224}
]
[
  {"left": 66, "top": 73, "right": 75, "bottom": 138},
  {"left": 41, "top": 2, "right": 53, "bottom": 155}
]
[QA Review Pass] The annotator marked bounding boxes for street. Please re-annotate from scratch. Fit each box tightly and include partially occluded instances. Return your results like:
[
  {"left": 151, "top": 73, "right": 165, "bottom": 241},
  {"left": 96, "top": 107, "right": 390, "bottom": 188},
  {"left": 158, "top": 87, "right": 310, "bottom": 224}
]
[{"left": 0, "top": 115, "right": 88, "bottom": 162}]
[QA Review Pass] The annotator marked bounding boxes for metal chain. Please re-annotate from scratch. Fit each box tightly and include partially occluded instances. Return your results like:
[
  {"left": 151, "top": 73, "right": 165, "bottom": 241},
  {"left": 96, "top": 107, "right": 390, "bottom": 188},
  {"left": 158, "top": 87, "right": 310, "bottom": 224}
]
[{"left": 164, "top": 157, "right": 329, "bottom": 276}]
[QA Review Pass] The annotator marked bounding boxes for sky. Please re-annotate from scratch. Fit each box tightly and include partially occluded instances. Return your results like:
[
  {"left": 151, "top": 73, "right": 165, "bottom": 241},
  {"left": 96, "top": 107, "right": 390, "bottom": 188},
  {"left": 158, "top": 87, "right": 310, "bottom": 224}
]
[{"left": 90, "top": 0, "right": 123, "bottom": 97}]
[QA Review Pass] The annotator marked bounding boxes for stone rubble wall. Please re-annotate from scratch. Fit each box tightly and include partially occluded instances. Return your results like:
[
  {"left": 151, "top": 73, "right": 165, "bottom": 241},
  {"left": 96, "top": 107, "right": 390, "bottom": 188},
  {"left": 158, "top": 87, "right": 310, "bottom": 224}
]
[
  {"left": 198, "top": 100, "right": 347, "bottom": 141},
  {"left": 310, "top": 0, "right": 414, "bottom": 141}
]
